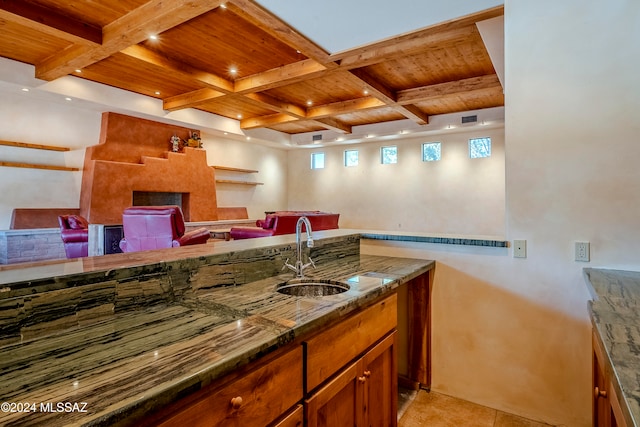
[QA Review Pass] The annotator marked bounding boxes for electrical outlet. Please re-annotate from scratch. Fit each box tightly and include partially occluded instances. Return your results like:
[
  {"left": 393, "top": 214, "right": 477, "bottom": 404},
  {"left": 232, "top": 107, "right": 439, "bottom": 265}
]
[
  {"left": 575, "top": 241, "right": 590, "bottom": 262},
  {"left": 513, "top": 240, "right": 527, "bottom": 258}
]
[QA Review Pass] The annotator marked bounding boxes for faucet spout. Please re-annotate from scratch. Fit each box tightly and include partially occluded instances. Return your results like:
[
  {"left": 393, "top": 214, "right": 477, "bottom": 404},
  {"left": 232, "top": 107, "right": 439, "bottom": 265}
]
[{"left": 284, "top": 216, "right": 315, "bottom": 278}]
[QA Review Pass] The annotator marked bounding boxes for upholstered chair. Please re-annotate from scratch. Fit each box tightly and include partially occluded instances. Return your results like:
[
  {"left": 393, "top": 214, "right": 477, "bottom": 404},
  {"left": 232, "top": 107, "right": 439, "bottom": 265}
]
[
  {"left": 119, "top": 206, "right": 210, "bottom": 253},
  {"left": 58, "top": 214, "right": 89, "bottom": 259}
]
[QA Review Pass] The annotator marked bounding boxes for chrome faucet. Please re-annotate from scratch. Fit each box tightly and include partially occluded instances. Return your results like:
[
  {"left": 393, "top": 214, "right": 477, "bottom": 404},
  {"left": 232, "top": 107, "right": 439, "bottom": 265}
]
[{"left": 283, "top": 216, "right": 315, "bottom": 278}]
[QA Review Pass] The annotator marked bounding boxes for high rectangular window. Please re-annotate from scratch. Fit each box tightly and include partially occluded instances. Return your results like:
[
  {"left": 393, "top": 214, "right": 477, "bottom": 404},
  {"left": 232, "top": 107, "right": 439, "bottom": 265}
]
[
  {"left": 469, "top": 137, "right": 491, "bottom": 158},
  {"left": 422, "top": 142, "right": 441, "bottom": 162},
  {"left": 381, "top": 146, "right": 397, "bottom": 164},
  {"left": 344, "top": 149, "right": 359, "bottom": 167},
  {"left": 310, "top": 152, "right": 325, "bottom": 169}
]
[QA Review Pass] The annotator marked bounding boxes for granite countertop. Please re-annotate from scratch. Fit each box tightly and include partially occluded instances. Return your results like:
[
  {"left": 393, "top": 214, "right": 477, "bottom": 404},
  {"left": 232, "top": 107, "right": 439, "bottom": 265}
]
[
  {"left": 585, "top": 268, "right": 640, "bottom": 427},
  {"left": 0, "top": 248, "right": 434, "bottom": 427}
]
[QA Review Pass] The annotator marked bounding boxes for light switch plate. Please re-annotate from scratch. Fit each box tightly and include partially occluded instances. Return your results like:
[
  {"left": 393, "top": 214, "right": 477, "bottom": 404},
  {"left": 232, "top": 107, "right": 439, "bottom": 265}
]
[{"left": 513, "top": 240, "right": 527, "bottom": 258}]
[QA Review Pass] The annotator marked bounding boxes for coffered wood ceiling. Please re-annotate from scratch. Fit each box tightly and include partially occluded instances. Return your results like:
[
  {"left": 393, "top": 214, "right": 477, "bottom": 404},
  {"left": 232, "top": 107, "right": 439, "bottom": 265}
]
[{"left": 0, "top": 0, "right": 504, "bottom": 135}]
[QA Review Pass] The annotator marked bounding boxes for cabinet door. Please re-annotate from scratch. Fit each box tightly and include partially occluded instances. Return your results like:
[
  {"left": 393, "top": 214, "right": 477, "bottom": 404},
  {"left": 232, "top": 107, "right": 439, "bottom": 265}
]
[
  {"left": 271, "top": 404, "right": 303, "bottom": 427},
  {"left": 362, "top": 332, "right": 397, "bottom": 427},
  {"left": 305, "top": 361, "right": 364, "bottom": 427}
]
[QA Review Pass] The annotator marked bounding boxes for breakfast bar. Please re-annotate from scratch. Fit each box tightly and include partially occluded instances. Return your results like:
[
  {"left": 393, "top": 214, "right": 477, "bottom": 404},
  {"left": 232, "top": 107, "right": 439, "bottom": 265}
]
[{"left": 0, "top": 230, "right": 434, "bottom": 426}]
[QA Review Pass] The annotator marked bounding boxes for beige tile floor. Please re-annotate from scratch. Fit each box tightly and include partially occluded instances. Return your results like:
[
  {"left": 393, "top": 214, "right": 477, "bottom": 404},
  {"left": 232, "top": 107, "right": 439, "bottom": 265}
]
[{"left": 398, "top": 389, "right": 555, "bottom": 427}]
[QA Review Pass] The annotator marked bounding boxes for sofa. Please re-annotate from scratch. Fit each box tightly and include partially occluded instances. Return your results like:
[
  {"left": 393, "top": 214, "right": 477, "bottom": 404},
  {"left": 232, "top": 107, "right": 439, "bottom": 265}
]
[
  {"left": 119, "top": 206, "right": 210, "bottom": 253},
  {"left": 58, "top": 214, "right": 89, "bottom": 259},
  {"left": 229, "top": 211, "right": 340, "bottom": 240}
]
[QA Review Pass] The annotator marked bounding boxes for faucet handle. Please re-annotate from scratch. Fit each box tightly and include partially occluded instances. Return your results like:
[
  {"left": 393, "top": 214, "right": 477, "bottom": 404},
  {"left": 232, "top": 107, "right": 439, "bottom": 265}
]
[{"left": 283, "top": 258, "right": 296, "bottom": 273}]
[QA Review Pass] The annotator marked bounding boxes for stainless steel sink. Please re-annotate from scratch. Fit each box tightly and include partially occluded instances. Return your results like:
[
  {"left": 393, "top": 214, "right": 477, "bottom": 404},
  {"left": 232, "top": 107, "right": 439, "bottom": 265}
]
[{"left": 276, "top": 278, "right": 350, "bottom": 297}]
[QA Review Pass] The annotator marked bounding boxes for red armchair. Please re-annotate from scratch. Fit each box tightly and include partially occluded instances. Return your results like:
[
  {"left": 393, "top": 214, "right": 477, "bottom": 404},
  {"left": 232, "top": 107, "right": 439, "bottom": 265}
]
[
  {"left": 119, "top": 206, "right": 210, "bottom": 253},
  {"left": 58, "top": 214, "right": 89, "bottom": 259},
  {"left": 230, "top": 211, "right": 339, "bottom": 239}
]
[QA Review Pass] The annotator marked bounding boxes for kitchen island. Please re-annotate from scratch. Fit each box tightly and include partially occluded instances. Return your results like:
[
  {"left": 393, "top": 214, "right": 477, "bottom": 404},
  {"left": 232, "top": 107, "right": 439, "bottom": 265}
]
[{"left": 0, "top": 230, "right": 434, "bottom": 426}]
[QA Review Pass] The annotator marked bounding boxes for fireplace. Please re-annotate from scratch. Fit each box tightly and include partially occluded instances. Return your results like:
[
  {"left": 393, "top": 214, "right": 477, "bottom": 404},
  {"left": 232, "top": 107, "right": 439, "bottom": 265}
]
[
  {"left": 133, "top": 192, "right": 185, "bottom": 209},
  {"left": 79, "top": 112, "right": 218, "bottom": 224}
]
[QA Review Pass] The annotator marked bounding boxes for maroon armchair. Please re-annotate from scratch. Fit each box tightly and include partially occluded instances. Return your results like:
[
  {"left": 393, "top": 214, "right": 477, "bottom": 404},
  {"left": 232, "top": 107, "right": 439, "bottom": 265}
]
[
  {"left": 58, "top": 214, "right": 89, "bottom": 259},
  {"left": 230, "top": 211, "right": 340, "bottom": 240},
  {"left": 119, "top": 206, "right": 210, "bottom": 253}
]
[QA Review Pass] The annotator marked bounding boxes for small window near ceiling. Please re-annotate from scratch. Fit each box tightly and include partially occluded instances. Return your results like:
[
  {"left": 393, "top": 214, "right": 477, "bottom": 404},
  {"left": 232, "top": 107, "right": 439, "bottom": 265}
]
[
  {"left": 422, "top": 142, "right": 441, "bottom": 162},
  {"left": 381, "top": 146, "right": 397, "bottom": 164},
  {"left": 344, "top": 149, "right": 359, "bottom": 167},
  {"left": 310, "top": 152, "right": 325, "bottom": 169},
  {"left": 469, "top": 137, "right": 491, "bottom": 159}
]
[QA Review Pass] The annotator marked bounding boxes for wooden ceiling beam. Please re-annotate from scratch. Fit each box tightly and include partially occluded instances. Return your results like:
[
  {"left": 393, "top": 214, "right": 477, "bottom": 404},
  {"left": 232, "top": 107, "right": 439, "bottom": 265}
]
[
  {"left": 335, "top": 26, "right": 477, "bottom": 69},
  {"left": 226, "top": 0, "right": 337, "bottom": 68},
  {"left": 163, "top": 88, "right": 226, "bottom": 111},
  {"left": 397, "top": 74, "right": 502, "bottom": 104},
  {"left": 243, "top": 93, "right": 307, "bottom": 118},
  {"left": 0, "top": 2, "right": 102, "bottom": 45},
  {"left": 347, "top": 68, "right": 428, "bottom": 124},
  {"left": 307, "top": 97, "right": 386, "bottom": 119},
  {"left": 240, "top": 113, "right": 298, "bottom": 130},
  {"left": 312, "top": 117, "right": 352, "bottom": 134},
  {"left": 396, "top": 104, "right": 429, "bottom": 125},
  {"left": 35, "top": 0, "right": 223, "bottom": 81},
  {"left": 235, "top": 59, "right": 328, "bottom": 93},
  {"left": 120, "top": 45, "right": 234, "bottom": 93}
]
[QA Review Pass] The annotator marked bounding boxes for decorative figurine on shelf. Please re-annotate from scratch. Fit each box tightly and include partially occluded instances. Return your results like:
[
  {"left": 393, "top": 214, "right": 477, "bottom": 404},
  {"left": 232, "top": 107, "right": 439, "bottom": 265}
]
[
  {"left": 170, "top": 134, "right": 180, "bottom": 152},
  {"left": 186, "top": 130, "right": 202, "bottom": 148}
]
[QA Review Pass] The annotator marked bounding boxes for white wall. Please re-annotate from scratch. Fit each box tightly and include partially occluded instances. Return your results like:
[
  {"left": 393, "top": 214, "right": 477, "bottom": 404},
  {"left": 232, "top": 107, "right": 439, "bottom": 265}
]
[
  {"left": 363, "top": 1, "right": 640, "bottom": 426},
  {"left": 0, "top": 81, "right": 289, "bottom": 230},
  {"left": 287, "top": 127, "right": 505, "bottom": 236},
  {"left": 0, "top": 89, "right": 101, "bottom": 229},
  {"left": 202, "top": 135, "right": 288, "bottom": 219}
]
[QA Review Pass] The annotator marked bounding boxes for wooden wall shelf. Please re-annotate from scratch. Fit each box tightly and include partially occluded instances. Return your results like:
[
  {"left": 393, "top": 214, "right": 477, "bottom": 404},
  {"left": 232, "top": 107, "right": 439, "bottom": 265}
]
[
  {"left": 212, "top": 165, "right": 259, "bottom": 173},
  {"left": 0, "top": 161, "right": 79, "bottom": 172},
  {"left": 215, "top": 179, "right": 263, "bottom": 186},
  {"left": 0, "top": 140, "right": 71, "bottom": 152}
]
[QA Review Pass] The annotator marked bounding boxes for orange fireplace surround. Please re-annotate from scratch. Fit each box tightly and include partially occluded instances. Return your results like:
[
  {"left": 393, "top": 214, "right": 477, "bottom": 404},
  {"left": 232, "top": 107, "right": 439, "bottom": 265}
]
[{"left": 79, "top": 112, "right": 219, "bottom": 224}]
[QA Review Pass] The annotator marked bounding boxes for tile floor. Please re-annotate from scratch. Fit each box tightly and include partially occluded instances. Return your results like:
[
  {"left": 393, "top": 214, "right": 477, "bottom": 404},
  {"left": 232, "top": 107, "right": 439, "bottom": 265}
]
[{"left": 398, "top": 389, "right": 555, "bottom": 427}]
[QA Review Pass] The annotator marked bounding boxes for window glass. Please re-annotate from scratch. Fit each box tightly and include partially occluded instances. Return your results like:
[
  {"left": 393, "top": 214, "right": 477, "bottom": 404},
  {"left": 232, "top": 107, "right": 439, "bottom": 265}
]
[
  {"left": 344, "top": 149, "right": 359, "bottom": 167},
  {"left": 469, "top": 137, "right": 491, "bottom": 158},
  {"left": 422, "top": 142, "right": 441, "bottom": 162},
  {"left": 311, "top": 152, "right": 325, "bottom": 169},
  {"left": 381, "top": 146, "right": 397, "bottom": 164}
]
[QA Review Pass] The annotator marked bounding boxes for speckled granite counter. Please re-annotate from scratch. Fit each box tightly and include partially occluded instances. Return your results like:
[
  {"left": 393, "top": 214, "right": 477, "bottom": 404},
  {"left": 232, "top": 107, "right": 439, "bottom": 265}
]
[
  {"left": 0, "top": 230, "right": 434, "bottom": 426},
  {"left": 585, "top": 268, "right": 640, "bottom": 427}
]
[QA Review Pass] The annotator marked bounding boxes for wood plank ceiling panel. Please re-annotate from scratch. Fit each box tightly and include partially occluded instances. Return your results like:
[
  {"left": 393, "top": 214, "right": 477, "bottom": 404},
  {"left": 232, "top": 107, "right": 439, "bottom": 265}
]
[
  {"left": 79, "top": 53, "right": 205, "bottom": 98},
  {"left": 333, "top": 107, "right": 407, "bottom": 127},
  {"left": 196, "top": 95, "right": 279, "bottom": 120},
  {"left": 141, "top": 8, "right": 304, "bottom": 80},
  {"left": 268, "top": 121, "right": 329, "bottom": 134},
  {"left": 263, "top": 70, "right": 368, "bottom": 107},
  {"left": 27, "top": 0, "right": 148, "bottom": 27},
  {"left": 0, "top": 19, "right": 71, "bottom": 64}
]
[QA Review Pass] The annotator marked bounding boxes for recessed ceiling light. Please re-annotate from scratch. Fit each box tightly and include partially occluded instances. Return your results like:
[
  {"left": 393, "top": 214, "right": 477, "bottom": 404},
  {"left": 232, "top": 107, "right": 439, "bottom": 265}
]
[
  {"left": 246, "top": 136, "right": 251, "bottom": 141},
  {"left": 65, "top": 97, "right": 72, "bottom": 101},
  {"left": 149, "top": 35, "right": 158, "bottom": 41},
  {"left": 74, "top": 69, "right": 82, "bottom": 73},
  {"left": 220, "top": 3, "right": 227, "bottom": 8},
  {"left": 363, "top": 89, "right": 369, "bottom": 95},
  {"left": 306, "top": 100, "right": 313, "bottom": 106},
  {"left": 21, "top": 88, "right": 29, "bottom": 92},
  {"left": 237, "top": 114, "right": 242, "bottom": 119},
  {"left": 229, "top": 67, "right": 238, "bottom": 75},
  {"left": 154, "top": 91, "right": 161, "bottom": 95},
  {"left": 223, "top": 132, "right": 228, "bottom": 135}
]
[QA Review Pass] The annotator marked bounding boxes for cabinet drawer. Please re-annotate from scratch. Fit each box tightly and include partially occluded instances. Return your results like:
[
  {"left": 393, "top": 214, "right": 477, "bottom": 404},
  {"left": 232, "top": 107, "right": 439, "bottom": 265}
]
[
  {"left": 305, "top": 294, "right": 397, "bottom": 392},
  {"left": 156, "top": 346, "right": 303, "bottom": 427}
]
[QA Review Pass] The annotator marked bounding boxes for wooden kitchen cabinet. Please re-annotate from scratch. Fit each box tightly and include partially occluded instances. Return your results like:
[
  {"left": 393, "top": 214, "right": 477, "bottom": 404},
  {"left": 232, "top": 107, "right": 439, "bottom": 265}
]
[
  {"left": 593, "top": 330, "right": 628, "bottom": 427},
  {"left": 147, "top": 345, "right": 303, "bottom": 427},
  {"left": 305, "top": 295, "right": 398, "bottom": 427}
]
